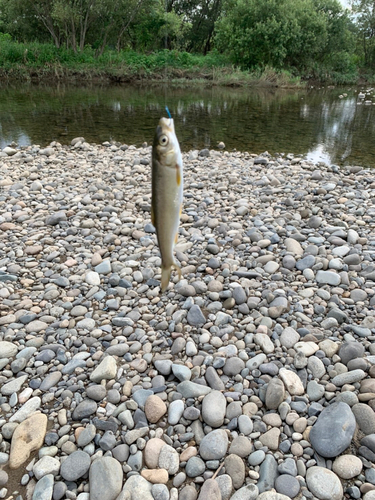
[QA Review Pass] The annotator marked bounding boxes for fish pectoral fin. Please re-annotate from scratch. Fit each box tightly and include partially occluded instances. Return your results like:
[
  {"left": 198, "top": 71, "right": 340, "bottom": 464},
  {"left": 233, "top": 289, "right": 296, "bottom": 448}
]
[
  {"left": 151, "top": 206, "right": 155, "bottom": 226},
  {"left": 174, "top": 232, "right": 178, "bottom": 245},
  {"left": 176, "top": 163, "right": 182, "bottom": 186},
  {"left": 179, "top": 204, "right": 182, "bottom": 217}
]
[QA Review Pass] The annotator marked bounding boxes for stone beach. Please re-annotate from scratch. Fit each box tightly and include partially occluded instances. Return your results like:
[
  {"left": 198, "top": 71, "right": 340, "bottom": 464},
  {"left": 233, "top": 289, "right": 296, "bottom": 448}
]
[{"left": 1, "top": 138, "right": 375, "bottom": 500}]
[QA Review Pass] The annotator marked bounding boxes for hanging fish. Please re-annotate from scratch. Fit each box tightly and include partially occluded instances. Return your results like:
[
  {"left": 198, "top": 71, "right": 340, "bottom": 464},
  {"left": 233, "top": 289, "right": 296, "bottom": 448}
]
[{"left": 151, "top": 114, "right": 183, "bottom": 292}]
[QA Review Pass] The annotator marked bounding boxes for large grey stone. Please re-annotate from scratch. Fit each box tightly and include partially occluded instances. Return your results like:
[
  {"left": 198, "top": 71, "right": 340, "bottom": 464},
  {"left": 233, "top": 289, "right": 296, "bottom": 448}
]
[
  {"left": 199, "top": 430, "right": 228, "bottom": 460},
  {"left": 32, "top": 474, "right": 54, "bottom": 500},
  {"left": 202, "top": 391, "right": 226, "bottom": 427},
  {"left": 60, "top": 451, "right": 90, "bottom": 481},
  {"left": 89, "top": 457, "right": 123, "bottom": 500},
  {"left": 257, "top": 454, "right": 278, "bottom": 493},
  {"left": 187, "top": 305, "right": 206, "bottom": 326},
  {"left": 339, "top": 342, "right": 365, "bottom": 365},
  {"left": 309, "top": 402, "right": 356, "bottom": 457}
]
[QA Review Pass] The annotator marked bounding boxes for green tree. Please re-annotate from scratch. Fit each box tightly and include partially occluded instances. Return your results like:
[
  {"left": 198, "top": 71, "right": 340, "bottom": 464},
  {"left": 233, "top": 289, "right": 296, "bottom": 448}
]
[
  {"left": 167, "top": 0, "right": 223, "bottom": 53},
  {"left": 351, "top": 0, "right": 375, "bottom": 67},
  {"left": 215, "top": 0, "right": 354, "bottom": 73}
]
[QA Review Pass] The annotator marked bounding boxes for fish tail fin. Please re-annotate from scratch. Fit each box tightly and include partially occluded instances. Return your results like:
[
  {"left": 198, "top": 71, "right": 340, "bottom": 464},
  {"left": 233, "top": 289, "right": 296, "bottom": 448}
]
[
  {"left": 173, "top": 262, "right": 182, "bottom": 281},
  {"left": 161, "top": 266, "right": 172, "bottom": 292},
  {"left": 160, "top": 262, "right": 182, "bottom": 292}
]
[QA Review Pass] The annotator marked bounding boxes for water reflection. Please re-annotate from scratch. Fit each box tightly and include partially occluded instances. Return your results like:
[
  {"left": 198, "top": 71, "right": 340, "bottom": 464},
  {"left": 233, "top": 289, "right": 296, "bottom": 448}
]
[{"left": 0, "top": 83, "right": 374, "bottom": 166}]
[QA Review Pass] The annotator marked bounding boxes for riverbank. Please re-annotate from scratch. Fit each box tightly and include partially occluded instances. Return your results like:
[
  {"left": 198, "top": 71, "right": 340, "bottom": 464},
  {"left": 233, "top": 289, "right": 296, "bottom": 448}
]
[
  {"left": 0, "top": 64, "right": 302, "bottom": 88},
  {"left": 0, "top": 64, "right": 302, "bottom": 89},
  {"left": 1, "top": 142, "right": 375, "bottom": 500},
  {"left": 0, "top": 41, "right": 305, "bottom": 88}
]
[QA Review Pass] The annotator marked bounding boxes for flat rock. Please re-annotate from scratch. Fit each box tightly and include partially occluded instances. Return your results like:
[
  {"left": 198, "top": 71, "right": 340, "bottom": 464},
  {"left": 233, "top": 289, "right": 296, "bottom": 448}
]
[
  {"left": 0, "top": 341, "right": 17, "bottom": 358},
  {"left": 32, "top": 474, "right": 54, "bottom": 500},
  {"left": 316, "top": 270, "right": 341, "bottom": 285},
  {"left": 10, "top": 396, "right": 41, "bottom": 422},
  {"left": 90, "top": 356, "right": 117, "bottom": 382},
  {"left": 1, "top": 374, "right": 28, "bottom": 395},
  {"left": 176, "top": 381, "right": 211, "bottom": 398},
  {"left": 279, "top": 327, "right": 300, "bottom": 348},
  {"left": 144, "top": 438, "right": 166, "bottom": 469},
  {"left": 332, "top": 369, "right": 367, "bottom": 386},
  {"left": 10, "top": 413, "right": 47, "bottom": 468},
  {"left": 279, "top": 368, "right": 304, "bottom": 395}
]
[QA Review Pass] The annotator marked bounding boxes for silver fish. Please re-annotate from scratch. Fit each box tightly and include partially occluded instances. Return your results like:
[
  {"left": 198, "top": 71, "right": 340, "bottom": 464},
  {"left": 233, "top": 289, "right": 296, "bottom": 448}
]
[{"left": 151, "top": 116, "right": 183, "bottom": 292}]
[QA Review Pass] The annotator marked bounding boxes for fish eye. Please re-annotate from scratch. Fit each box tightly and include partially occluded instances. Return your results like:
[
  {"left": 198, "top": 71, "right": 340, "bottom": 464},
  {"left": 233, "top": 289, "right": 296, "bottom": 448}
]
[{"left": 159, "top": 134, "right": 169, "bottom": 146}]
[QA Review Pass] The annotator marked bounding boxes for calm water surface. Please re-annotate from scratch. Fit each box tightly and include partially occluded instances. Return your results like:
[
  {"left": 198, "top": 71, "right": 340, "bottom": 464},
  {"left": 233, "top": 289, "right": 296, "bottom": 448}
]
[{"left": 0, "top": 83, "right": 374, "bottom": 166}]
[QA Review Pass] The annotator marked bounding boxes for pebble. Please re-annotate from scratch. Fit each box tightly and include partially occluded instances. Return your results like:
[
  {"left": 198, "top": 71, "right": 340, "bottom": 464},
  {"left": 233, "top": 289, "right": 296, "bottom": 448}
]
[
  {"left": 265, "top": 378, "right": 285, "bottom": 409},
  {"left": 306, "top": 466, "right": 343, "bottom": 500},
  {"left": 144, "top": 395, "right": 167, "bottom": 423},
  {"left": 275, "top": 474, "right": 300, "bottom": 497},
  {"left": 1, "top": 144, "right": 375, "bottom": 500},
  {"left": 352, "top": 403, "right": 375, "bottom": 435},
  {"left": 332, "top": 454, "right": 363, "bottom": 479}
]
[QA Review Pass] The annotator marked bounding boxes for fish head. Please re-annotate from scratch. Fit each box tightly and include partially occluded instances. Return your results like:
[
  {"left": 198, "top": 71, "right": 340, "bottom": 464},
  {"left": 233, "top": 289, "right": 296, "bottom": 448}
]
[{"left": 153, "top": 117, "right": 179, "bottom": 168}]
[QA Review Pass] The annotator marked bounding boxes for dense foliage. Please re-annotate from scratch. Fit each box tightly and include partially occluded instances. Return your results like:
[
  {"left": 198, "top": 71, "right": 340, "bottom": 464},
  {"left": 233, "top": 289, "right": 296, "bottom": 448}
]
[{"left": 0, "top": 0, "right": 374, "bottom": 82}]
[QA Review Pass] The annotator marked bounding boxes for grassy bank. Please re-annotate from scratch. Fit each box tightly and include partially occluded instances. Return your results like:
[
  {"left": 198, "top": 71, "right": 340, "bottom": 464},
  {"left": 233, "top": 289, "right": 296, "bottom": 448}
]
[
  {"left": 0, "top": 37, "right": 303, "bottom": 87},
  {"left": 1, "top": 37, "right": 371, "bottom": 87}
]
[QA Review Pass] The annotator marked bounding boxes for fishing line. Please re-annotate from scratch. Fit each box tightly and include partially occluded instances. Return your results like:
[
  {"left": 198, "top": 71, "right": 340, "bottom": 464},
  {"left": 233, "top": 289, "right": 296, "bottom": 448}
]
[
  {"left": 165, "top": 106, "right": 172, "bottom": 125},
  {"left": 164, "top": 0, "right": 169, "bottom": 110}
]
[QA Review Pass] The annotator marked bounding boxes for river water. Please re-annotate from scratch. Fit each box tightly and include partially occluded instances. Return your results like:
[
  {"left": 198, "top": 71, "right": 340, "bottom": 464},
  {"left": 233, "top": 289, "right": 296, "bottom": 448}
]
[{"left": 0, "top": 83, "right": 374, "bottom": 166}]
